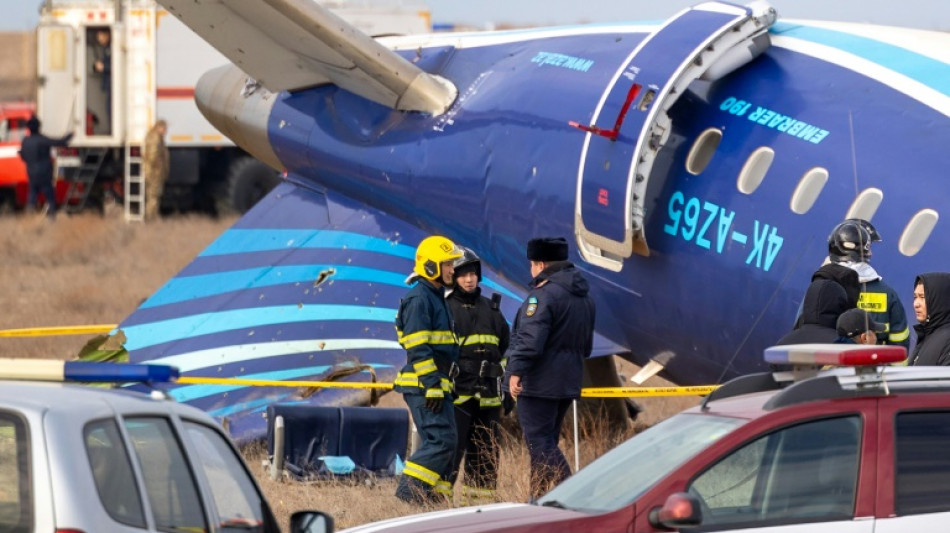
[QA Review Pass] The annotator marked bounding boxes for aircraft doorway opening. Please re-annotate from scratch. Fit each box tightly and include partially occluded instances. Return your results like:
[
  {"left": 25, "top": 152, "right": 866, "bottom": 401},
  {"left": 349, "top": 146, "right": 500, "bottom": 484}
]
[{"left": 85, "top": 26, "right": 113, "bottom": 136}]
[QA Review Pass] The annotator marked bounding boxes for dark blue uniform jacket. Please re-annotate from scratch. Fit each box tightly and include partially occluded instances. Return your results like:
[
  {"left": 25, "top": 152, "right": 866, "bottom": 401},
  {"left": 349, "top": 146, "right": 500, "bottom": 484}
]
[{"left": 504, "top": 261, "right": 595, "bottom": 399}]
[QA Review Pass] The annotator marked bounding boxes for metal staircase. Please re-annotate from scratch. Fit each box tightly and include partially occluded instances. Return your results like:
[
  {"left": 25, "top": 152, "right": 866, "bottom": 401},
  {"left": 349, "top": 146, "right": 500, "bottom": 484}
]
[{"left": 63, "top": 147, "right": 108, "bottom": 214}]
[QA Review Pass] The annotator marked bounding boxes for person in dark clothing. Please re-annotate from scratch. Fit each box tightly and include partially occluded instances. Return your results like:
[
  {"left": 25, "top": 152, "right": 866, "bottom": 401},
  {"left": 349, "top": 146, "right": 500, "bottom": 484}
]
[
  {"left": 836, "top": 308, "right": 886, "bottom": 345},
  {"left": 827, "top": 219, "right": 910, "bottom": 348},
  {"left": 910, "top": 273, "right": 950, "bottom": 366},
  {"left": 446, "top": 246, "right": 510, "bottom": 500},
  {"left": 503, "top": 236, "right": 595, "bottom": 500},
  {"left": 18, "top": 116, "right": 73, "bottom": 219},
  {"left": 393, "top": 235, "right": 463, "bottom": 504},
  {"left": 778, "top": 263, "right": 858, "bottom": 345}
]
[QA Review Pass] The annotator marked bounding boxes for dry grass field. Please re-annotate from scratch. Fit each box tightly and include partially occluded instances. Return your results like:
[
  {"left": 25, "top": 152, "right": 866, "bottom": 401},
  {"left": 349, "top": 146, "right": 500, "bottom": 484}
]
[{"left": 0, "top": 211, "right": 700, "bottom": 531}]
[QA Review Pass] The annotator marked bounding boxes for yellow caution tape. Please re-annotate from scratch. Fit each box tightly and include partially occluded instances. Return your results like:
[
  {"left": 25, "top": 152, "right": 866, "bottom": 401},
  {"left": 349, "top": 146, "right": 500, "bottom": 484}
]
[
  {"left": 581, "top": 386, "right": 718, "bottom": 398},
  {"left": 176, "top": 376, "right": 715, "bottom": 396},
  {"left": 177, "top": 376, "right": 394, "bottom": 390},
  {"left": 0, "top": 325, "right": 118, "bottom": 337}
]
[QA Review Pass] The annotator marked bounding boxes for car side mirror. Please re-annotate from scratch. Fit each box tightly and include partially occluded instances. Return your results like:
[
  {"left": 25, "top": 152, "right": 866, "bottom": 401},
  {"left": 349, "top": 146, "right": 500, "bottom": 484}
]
[
  {"left": 290, "top": 511, "right": 334, "bottom": 533},
  {"left": 648, "top": 492, "right": 703, "bottom": 530}
]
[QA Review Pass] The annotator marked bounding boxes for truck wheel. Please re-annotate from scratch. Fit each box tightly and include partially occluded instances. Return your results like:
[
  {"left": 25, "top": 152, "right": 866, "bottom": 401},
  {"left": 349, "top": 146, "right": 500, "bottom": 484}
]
[
  {"left": 0, "top": 188, "right": 17, "bottom": 215},
  {"left": 224, "top": 157, "right": 281, "bottom": 214}
]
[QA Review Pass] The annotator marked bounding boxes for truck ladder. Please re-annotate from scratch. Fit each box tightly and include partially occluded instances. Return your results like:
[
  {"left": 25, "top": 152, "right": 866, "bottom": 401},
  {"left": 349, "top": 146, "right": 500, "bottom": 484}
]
[
  {"left": 63, "top": 148, "right": 108, "bottom": 214},
  {"left": 124, "top": 144, "right": 144, "bottom": 222}
]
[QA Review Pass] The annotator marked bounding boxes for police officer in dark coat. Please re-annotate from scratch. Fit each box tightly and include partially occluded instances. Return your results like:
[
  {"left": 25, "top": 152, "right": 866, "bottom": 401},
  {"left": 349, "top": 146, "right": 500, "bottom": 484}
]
[
  {"left": 504, "top": 237, "right": 595, "bottom": 500},
  {"left": 18, "top": 116, "right": 72, "bottom": 219},
  {"left": 910, "top": 273, "right": 950, "bottom": 366},
  {"left": 446, "top": 247, "right": 510, "bottom": 499}
]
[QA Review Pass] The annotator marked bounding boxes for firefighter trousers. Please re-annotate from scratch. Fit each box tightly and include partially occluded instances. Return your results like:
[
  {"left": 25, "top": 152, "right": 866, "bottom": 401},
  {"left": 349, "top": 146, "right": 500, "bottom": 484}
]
[
  {"left": 448, "top": 398, "right": 501, "bottom": 494},
  {"left": 395, "top": 393, "right": 457, "bottom": 503}
]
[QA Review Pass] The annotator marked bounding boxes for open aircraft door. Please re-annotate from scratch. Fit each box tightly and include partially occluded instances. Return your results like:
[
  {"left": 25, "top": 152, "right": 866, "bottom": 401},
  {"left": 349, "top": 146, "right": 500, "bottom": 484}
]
[
  {"left": 574, "top": 1, "right": 775, "bottom": 271},
  {"left": 36, "top": 25, "right": 78, "bottom": 138}
]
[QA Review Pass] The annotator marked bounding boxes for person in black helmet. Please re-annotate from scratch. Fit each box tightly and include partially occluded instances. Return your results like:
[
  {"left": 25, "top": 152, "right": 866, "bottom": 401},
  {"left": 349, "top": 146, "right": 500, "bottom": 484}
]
[
  {"left": 445, "top": 246, "right": 510, "bottom": 500},
  {"left": 827, "top": 219, "right": 910, "bottom": 349}
]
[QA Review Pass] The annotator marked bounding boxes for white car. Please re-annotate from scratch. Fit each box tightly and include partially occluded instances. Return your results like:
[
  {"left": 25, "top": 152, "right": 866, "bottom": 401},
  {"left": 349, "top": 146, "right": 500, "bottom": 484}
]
[{"left": 0, "top": 359, "right": 326, "bottom": 533}]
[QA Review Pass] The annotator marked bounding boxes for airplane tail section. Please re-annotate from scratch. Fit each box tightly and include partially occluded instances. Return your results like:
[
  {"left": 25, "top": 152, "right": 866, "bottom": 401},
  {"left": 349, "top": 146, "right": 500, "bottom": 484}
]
[
  {"left": 158, "top": 0, "right": 457, "bottom": 114},
  {"left": 119, "top": 180, "right": 628, "bottom": 440}
]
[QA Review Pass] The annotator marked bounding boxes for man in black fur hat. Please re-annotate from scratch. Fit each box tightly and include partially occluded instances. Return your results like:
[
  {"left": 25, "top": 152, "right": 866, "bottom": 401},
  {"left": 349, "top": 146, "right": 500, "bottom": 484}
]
[{"left": 503, "top": 236, "right": 595, "bottom": 499}]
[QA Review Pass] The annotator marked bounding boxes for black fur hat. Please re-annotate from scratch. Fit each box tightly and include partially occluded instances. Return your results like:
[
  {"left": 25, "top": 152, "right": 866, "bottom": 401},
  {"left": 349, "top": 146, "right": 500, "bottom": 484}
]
[{"left": 526, "top": 237, "right": 568, "bottom": 262}]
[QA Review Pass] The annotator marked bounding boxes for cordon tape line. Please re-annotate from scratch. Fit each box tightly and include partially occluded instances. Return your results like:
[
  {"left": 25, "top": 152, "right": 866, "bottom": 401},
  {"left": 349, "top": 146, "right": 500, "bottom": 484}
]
[
  {"left": 177, "top": 376, "right": 716, "bottom": 396},
  {"left": 0, "top": 325, "right": 118, "bottom": 337},
  {"left": 581, "top": 386, "right": 718, "bottom": 397},
  {"left": 176, "top": 376, "right": 394, "bottom": 389}
]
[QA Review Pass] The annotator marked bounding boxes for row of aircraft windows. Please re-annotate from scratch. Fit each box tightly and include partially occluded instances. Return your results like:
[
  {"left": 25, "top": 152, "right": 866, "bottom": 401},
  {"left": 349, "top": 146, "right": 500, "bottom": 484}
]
[{"left": 685, "top": 128, "right": 939, "bottom": 257}]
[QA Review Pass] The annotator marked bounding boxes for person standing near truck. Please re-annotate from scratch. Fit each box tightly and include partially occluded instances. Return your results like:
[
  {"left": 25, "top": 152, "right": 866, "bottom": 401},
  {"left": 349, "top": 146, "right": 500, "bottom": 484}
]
[
  {"left": 19, "top": 115, "right": 72, "bottom": 219},
  {"left": 143, "top": 119, "right": 169, "bottom": 220}
]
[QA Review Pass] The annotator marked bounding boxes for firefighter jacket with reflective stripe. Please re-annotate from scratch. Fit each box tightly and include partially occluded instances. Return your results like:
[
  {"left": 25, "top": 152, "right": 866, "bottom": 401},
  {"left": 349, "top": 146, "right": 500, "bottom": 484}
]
[
  {"left": 857, "top": 278, "right": 910, "bottom": 348},
  {"left": 394, "top": 279, "right": 458, "bottom": 396},
  {"left": 447, "top": 286, "right": 510, "bottom": 399}
]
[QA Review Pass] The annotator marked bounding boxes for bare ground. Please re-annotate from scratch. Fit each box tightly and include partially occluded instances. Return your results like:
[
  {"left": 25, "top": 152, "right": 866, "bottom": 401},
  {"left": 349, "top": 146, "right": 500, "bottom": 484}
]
[{"left": 0, "top": 211, "right": 700, "bottom": 530}]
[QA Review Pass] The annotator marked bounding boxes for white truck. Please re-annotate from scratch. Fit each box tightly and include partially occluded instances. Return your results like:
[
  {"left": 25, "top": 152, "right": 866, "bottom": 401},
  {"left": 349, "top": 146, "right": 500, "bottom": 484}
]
[{"left": 35, "top": 0, "right": 431, "bottom": 219}]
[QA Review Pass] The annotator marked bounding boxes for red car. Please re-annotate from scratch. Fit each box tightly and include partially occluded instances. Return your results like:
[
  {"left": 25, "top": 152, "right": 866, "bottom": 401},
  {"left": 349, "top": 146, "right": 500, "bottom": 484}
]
[
  {"left": 308, "top": 344, "right": 950, "bottom": 533},
  {"left": 0, "top": 102, "right": 71, "bottom": 212}
]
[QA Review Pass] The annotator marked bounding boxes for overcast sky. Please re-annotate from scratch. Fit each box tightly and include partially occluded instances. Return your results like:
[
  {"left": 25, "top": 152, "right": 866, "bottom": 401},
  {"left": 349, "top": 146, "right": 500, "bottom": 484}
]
[{"left": 4, "top": 0, "right": 948, "bottom": 32}]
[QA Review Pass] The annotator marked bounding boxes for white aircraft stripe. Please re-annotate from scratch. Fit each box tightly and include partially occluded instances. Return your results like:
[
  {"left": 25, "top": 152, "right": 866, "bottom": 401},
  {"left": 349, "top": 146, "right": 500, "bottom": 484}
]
[
  {"left": 149, "top": 338, "right": 402, "bottom": 373},
  {"left": 772, "top": 35, "right": 950, "bottom": 118},
  {"left": 383, "top": 23, "right": 657, "bottom": 51}
]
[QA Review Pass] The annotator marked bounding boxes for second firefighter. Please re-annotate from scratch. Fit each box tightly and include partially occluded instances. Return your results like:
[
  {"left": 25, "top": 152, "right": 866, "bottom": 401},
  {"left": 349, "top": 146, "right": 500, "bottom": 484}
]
[{"left": 446, "top": 247, "right": 511, "bottom": 499}]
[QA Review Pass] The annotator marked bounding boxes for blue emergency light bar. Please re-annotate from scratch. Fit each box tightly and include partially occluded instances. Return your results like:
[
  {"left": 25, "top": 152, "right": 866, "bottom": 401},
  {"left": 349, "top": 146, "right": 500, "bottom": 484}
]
[
  {"left": 0, "top": 358, "right": 179, "bottom": 383},
  {"left": 765, "top": 344, "right": 907, "bottom": 367}
]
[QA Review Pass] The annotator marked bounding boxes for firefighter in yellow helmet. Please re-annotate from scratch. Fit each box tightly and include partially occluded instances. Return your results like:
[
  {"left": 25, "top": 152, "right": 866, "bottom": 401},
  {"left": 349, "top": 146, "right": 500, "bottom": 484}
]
[{"left": 394, "top": 235, "right": 463, "bottom": 504}]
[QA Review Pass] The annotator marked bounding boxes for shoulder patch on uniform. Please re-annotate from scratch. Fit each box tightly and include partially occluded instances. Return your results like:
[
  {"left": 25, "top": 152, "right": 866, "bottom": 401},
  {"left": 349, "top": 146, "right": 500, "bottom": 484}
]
[{"left": 525, "top": 296, "right": 538, "bottom": 317}]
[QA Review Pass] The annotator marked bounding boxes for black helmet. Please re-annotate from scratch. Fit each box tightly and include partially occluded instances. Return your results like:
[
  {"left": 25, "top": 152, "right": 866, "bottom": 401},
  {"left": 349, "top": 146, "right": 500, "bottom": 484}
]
[
  {"left": 845, "top": 218, "right": 882, "bottom": 243},
  {"left": 828, "top": 220, "right": 873, "bottom": 262},
  {"left": 453, "top": 246, "right": 482, "bottom": 281}
]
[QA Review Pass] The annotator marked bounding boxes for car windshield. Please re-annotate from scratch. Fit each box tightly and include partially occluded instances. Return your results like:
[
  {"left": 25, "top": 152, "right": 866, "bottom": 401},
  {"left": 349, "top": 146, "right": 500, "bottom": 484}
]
[{"left": 536, "top": 412, "right": 744, "bottom": 513}]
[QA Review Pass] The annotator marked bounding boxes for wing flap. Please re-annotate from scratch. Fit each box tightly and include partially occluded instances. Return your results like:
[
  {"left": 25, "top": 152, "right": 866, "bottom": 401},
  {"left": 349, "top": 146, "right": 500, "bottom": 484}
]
[{"left": 159, "top": 0, "right": 457, "bottom": 113}]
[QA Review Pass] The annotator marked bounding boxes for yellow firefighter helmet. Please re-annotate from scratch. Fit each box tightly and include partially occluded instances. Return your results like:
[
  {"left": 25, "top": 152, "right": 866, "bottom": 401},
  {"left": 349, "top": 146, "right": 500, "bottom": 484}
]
[{"left": 414, "top": 236, "right": 463, "bottom": 281}]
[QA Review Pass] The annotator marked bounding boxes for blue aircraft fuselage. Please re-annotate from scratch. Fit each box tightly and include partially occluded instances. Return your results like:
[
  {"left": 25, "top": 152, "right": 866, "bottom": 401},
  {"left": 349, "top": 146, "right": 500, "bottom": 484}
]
[{"left": 265, "top": 23, "right": 947, "bottom": 384}]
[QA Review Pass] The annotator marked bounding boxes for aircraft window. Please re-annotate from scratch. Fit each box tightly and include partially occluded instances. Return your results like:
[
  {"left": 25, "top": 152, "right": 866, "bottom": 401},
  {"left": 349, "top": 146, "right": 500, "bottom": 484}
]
[
  {"left": 685, "top": 128, "right": 722, "bottom": 176},
  {"left": 789, "top": 167, "right": 828, "bottom": 214},
  {"left": 845, "top": 188, "right": 883, "bottom": 222},
  {"left": 898, "top": 209, "right": 939, "bottom": 257},
  {"left": 736, "top": 147, "right": 774, "bottom": 195}
]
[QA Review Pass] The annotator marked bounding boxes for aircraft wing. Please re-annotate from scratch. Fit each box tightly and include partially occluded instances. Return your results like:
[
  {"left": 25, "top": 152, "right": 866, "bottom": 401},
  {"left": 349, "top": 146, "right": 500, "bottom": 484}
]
[
  {"left": 119, "top": 182, "right": 627, "bottom": 440},
  {"left": 158, "top": 0, "right": 457, "bottom": 114}
]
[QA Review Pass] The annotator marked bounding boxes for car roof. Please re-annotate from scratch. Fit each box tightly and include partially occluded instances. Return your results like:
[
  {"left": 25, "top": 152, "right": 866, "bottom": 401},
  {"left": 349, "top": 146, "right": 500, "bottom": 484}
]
[
  {"left": 691, "top": 365, "right": 950, "bottom": 420},
  {"left": 0, "top": 380, "right": 212, "bottom": 421}
]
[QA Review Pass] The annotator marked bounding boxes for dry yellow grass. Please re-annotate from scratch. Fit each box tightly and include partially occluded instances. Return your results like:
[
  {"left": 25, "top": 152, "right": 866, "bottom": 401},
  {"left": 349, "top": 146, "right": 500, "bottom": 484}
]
[{"left": 0, "top": 211, "right": 701, "bottom": 531}]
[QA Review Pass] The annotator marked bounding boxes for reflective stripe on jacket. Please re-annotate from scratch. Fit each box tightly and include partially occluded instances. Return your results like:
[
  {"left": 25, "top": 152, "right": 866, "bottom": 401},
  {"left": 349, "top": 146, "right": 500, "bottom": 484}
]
[{"left": 394, "top": 279, "right": 458, "bottom": 395}]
